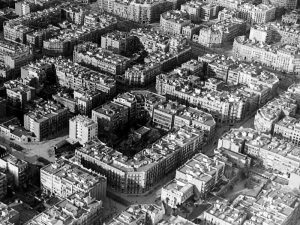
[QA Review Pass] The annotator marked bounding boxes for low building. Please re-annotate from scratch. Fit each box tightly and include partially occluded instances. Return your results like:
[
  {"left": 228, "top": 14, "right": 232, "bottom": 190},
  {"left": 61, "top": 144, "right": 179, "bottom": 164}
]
[
  {"left": 24, "top": 100, "right": 69, "bottom": 141},
  {"left": 69, "top": 115, "right": 98, "bottom": 145},
  {"left": 40, "top": 158, "right": 107, "bottom": 200},
  {"left": 26, "top": 192, "right": 103, "bottom": 225}
]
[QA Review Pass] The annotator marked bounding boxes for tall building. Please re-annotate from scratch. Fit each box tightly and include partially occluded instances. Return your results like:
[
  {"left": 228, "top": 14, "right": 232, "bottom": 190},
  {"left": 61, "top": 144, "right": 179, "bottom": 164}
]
[
  {"left": 26, "top": 192, "right": 103, "bottom": 225},
  {"left": 41, "top": 158, "right": 107, "bottom": 200},
  {"left": 69, "top": 115, "right": 98, "bottom": 145},
  {"left": 0, "top": 154, "right": 28, "bottom": 187},
  {"left": 0, "top": 98, "right": 6, "bottom": 118},
  {"left": 101, "top": 31, "right": 136, "bottom": 55},
  {"left": 0, "top": 172, "right": 7, "bottom": 200},
  {"left": 92, "top": 101, "right": 129, "bottom": 133},
  {"left": 4, "top": 80, "right": 36, "bottom": 108},
  {"left": 153, "top": 101, "right": 186, "bottom": 131},
  {"left": 24, "top": 101, "right": 69, "bottom": 141}
]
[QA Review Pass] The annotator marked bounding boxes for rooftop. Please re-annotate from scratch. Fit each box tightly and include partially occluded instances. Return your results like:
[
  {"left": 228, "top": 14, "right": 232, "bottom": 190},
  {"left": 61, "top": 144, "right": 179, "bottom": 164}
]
[{"left": 42, "top": 158, "right": 106, "bottom": 190}]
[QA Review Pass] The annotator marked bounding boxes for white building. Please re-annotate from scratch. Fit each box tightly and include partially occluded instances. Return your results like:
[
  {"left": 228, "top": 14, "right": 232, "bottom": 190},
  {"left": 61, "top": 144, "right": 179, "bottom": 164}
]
[{"left": 69, "top": 115, "right": 98, "bottom": 144}]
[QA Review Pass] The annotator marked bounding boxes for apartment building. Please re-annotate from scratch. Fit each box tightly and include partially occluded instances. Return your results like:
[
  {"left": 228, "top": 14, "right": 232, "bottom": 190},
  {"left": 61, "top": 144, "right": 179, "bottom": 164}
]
[
  {"left": 153, "top": 101, "right": 186, "bottom": 131},
  {"left": 233, "top": 36, "right": 300, "bottom": 74},
  {"left": 201, "top": 201, "right": 247, "bottom": 225},
  {"left": 53, "top": 88, "right": 107, "bottom": 116},
  {"left": 0, "top": 39, "right": 33, "bottom": 70},
  {"left": 282, "top": 10, "right": 300, "bottom": 24},
  {"left": 41, "top": 158, "right": 107, "bottom": 200},
  {"left": 92, "top": 101, "right": 129, "bottom": 132},
  {"left": 42, "top": 12, "right": 117, "bottom": 56},
  {"left": 130, "top": 28, "right": 170, "bottom": 53},
  {"left": 130, "top": 90, "right": 166, "bottom": 119},
  {"left": 101, "top": 31, "right": 136, "bottom": 55},
  {"left": 156, "top": 70, "right": 251, "bottom": 124},
  {"left": 0, "top": 98, "right": 6, "bottom": 118},
  {"left": 196, "top": 18, "right": 246, "bottom": 48},
  {"left": 24, "top": 100, "right": 69, "bottom": 141},
  {"left": 124, "top": 63, "right": 161, "bottom": 87},
  {"left": 262, "top": 0, "right": 297, "bottom": 9},
  {"left": 180, "top": 59, "right": 203, "bottom": 76},
  {"left": 4, "top": 6, "right": 62, "bottom": 43},
  {"left": 4, "top": 80, "right": 35, "bottom": 108},
  {"left": 218, "top": 8, "right": 239, "bottom": 21},
  {"left": 181, "top": 1, "right": 219, "bottom": 23},
  {"left": 238, "top": 3, "right": 276, "bottom": 24},
  {"left": 26, "top": 25, "right": 60, "bottom": 49},
  {"left": 15, "top": 1, "right": 31, "bottom": 16},
  {"left": 287, "top": 82, "right": 300, "bottom": 106},
  {"left": 0, "top": 202, "right": 19, "bottom": 225},
  {"left": 108, "top": 204, "right": 164, "bottom": 225},
  {"left": 273, "top": 116, "right": 300, "bottom": 146},
  {"left": 97, "top": 0, "right": 174, "bottom": 24},
  {"left": 244, "top": 135, "right": 300, "bottom": 174},
  {"left": 249, "top": 22, "right": 300, "bottom": 45},
  {"left": 73, "top": 42, "right": 130, "bottom": 75},
  {"left": 160, "top": 10, "right": 191, "bottom": 35},
  {"left": 113, "top": 92, "right": 140, "bottom": 122},
  {"left": 0, "top": 154, "right": 28, "bottom": 187},
  {"left": 236, "top": 183, "right": 300, "bottom": 225},
  {"left": 75, "top": 126, "right": 203, "bottom": 194},
  {"left": 254, "top": 94, "right": 297, "bottom": 133},
  {"left": 175, "top": 153, "right": 225, "bottom": 199},
  {"left": 199, "top": 53, "right": 239, "bottom": 82},
  {"left": 174, "top": 107, "right": 216, "bottom": 142},
  {"left": 0, "top": 172, "right": 7, "bottom": 200},
  {"left": 26, "top": 192, "right": 103, "bottom": 225},
  {"left": 69, "top": 115, "right": 98, "bottom": 145},
  {"left": 53, "top": 57, "right": 116, "bottom": 97}
]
